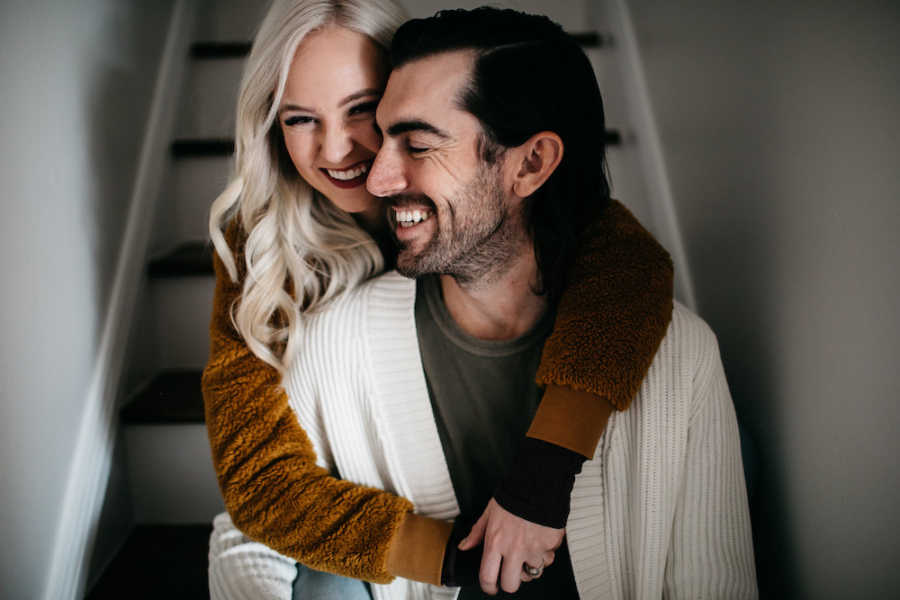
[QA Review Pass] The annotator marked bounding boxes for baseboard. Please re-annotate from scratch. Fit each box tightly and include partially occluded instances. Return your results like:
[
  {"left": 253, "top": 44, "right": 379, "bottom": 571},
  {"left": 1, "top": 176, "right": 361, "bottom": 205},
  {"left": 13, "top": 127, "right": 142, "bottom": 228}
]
[{"left": 42, "top": 2, "right": 196, "bottom": 598}]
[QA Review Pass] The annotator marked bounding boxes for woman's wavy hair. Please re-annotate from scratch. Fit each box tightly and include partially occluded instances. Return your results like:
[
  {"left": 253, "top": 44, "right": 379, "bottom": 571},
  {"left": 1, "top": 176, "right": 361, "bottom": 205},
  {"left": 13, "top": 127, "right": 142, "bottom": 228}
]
[
  {"left": 391, "top": 8, "right": 612, "bottom": 304},
  {"left": 209, "top": 0, "right": 407, "bottom": 372}
]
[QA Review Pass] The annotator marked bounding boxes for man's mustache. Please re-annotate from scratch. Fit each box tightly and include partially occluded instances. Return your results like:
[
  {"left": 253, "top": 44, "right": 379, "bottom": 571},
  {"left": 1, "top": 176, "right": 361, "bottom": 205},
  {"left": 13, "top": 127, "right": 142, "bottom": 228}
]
[{"left": 385, "top": 194, "right": 436, "bottom": 210}]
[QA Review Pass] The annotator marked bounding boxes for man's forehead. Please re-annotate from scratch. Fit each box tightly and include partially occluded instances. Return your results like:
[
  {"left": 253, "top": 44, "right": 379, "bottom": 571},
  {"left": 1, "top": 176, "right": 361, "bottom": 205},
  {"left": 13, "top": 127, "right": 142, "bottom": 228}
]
[{"left": 379, "top": 50, "right": 475, "bottom": 119}]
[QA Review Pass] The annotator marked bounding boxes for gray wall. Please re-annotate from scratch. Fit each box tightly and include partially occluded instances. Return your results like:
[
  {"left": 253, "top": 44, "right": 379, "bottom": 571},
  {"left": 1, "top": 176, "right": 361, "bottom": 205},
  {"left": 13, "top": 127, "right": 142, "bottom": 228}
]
[
  {"left": 627, "top": 0, "right": 900, "bottom": 596},
  {"left": 0, "top": 1, "right": 173, "bottom": 596}
]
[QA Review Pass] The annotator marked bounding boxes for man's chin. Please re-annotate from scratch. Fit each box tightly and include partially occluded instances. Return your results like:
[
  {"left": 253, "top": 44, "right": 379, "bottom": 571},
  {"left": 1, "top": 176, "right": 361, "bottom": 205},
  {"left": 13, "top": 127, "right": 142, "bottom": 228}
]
[{"left": 395, "top": 252, "right": 426, "bottom": 279}]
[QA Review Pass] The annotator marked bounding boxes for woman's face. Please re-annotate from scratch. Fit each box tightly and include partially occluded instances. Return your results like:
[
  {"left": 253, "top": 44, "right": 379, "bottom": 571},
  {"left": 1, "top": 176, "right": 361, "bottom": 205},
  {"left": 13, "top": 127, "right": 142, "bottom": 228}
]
[{"left": 278, "top": 26, "right": 389, "bottom": 219}]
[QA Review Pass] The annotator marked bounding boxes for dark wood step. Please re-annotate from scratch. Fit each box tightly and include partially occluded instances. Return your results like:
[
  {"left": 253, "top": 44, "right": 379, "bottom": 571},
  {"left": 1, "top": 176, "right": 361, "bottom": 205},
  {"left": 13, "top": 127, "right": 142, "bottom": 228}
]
[
  {"left": 172, "top": 128, "right": 622, "bottom": 159},
  {"left": 148, "top": 241, "right": 214, "bottom": 278},
  {"left": 121, "top": 370, "right": 204, "bottom": 425},
  {"left": 189, "top": 32, "right": 607, "bottom": 60},
  {"left": 86, "top": 524, "right": 212, "bottom": 599},
  {"left": 190, "top": 41, "right": 251, "bottom": 59},
  {"left": 171, "top": 138, "right": 234, "bottom": 158}
]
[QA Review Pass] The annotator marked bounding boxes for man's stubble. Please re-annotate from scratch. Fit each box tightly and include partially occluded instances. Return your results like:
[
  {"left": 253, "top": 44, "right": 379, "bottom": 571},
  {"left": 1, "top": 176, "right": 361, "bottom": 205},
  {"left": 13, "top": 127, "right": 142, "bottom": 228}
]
[{"left": 394, "top": 163, "right": 527, "bottom": 288}]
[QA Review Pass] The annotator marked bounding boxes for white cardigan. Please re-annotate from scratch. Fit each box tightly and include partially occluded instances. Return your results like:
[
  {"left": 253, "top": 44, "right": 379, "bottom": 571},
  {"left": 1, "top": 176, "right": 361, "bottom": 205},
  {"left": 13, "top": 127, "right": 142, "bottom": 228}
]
[{"left": 209, "top": 272, "right": 757, "bottom": 600}]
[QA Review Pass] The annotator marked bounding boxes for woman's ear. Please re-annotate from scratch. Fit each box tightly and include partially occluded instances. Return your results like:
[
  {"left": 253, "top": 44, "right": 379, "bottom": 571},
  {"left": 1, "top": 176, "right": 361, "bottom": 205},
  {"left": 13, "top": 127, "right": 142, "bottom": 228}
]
[{"left": 510, "top": 131, "right": 564, "bottom": 199}]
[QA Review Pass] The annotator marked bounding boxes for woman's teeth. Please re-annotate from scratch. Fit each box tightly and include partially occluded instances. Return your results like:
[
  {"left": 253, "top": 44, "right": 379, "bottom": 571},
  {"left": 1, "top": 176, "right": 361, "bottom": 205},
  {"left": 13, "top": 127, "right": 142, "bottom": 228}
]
[
  {"left": 326, "top": 163, "right": 369, "bottom": 180},
  {"left": 396, "top": 209, "right": 431, "bottom": 227}
]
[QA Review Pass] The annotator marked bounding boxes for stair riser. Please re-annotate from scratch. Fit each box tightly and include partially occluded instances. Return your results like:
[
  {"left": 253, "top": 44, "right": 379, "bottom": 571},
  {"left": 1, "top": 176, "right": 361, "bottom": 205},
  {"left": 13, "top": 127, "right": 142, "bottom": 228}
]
[
  {"left": 125, "top": 424, "right": 224, "bottom": 523},
  {"left": 150, "top": 277, "right": 215, "bottom": 370},
  {"left": 176, "top": 58, "right": 243, "bottom": 140}
]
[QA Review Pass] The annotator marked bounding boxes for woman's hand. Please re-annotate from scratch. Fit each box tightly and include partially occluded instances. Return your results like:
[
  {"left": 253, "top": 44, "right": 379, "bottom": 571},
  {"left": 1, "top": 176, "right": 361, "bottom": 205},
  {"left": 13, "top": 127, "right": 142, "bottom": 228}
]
[{"left": 457, "top": 498, "right": 563, "bottom": 595}]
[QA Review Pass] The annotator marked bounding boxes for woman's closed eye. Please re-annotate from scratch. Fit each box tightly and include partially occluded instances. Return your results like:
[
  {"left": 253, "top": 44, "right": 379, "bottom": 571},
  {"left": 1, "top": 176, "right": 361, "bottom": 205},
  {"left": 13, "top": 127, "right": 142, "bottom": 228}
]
[{"left": 283, "top": 114, "right": 315, "bottom": 127}]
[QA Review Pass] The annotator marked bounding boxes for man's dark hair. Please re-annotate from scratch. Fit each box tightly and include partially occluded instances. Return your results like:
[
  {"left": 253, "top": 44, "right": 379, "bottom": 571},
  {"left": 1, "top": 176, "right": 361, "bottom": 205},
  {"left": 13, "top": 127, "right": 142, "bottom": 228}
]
[{"left": 391, "top": 7, "right": 612, "bottom": 303}]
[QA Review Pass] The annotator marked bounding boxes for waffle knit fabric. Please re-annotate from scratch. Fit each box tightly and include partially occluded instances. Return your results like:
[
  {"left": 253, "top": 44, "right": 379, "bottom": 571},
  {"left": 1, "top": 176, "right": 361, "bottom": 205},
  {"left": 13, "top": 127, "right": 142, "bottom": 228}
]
[
  {"left": 202, "top": 200, "right": 673, "bottom": 583},
  {"left": 208, "top": 281, "right": 757, "bottom": 600}
]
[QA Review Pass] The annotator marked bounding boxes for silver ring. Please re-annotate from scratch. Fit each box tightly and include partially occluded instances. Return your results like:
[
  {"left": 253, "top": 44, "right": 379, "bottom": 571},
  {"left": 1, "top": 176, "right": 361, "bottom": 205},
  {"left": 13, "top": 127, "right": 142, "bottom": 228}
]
[{"left": 523, "top": 563, "right": 543, "bottom": 578}]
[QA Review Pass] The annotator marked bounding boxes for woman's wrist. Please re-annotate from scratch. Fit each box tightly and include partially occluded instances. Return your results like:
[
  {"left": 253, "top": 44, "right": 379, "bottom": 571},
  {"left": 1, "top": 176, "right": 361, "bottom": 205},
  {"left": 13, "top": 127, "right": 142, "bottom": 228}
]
[
  {"left": 386, "top": 513, "right": 453, "bottom": 585},
  {"left": 493, "top": 437, "right": 586, "bottom": 529}
]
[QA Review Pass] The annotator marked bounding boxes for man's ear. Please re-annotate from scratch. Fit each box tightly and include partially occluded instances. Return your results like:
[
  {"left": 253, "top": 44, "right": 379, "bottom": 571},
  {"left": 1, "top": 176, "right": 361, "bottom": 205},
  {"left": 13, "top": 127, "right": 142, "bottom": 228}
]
[{"left": 510, "top": 131, "right": 563, "bottom": 199}]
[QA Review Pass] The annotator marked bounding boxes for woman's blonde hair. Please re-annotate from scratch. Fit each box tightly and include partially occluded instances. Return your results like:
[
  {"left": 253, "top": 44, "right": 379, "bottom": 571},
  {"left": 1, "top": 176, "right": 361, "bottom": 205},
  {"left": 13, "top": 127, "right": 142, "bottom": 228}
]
[{"left": 209, "top": 0, "right": 407, "bottom": 372}]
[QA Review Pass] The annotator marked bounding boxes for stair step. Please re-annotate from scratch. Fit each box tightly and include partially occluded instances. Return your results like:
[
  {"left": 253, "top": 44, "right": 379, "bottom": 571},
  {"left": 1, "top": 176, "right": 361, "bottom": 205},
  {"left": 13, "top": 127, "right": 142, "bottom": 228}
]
[
  {"left": 122, "top": 370, "right": 204, "bottom": 424},
  {"left": 171, "top": 138, "right": 233, "bottom": 157},
  {"left": 190, "top": 40, "right": 251, "bottom": 58},
  {"left": 148, "top": 242, "right": 214, "bottom": 278},
  {"left": 86, "top": 524, "right": 211, "bottom": 599},
  {"left": 188, "top": 31, "right": 606, "bottom": 60}
]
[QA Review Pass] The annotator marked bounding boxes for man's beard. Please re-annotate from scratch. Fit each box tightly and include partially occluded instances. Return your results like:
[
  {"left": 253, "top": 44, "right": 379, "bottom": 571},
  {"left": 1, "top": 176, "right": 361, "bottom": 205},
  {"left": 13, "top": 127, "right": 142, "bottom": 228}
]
[{"left": 391, "top": 164, "right": 524, "bottom": 286}]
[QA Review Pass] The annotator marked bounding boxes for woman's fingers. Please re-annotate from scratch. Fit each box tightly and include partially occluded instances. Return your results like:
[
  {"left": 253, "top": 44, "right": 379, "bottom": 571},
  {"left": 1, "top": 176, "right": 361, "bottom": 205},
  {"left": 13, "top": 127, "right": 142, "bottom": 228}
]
[
  {"left": 472, "top": 499, "right": 565, "bottom": 594},
  {"left": 459, "top": 512, "right": 488, "bottom": 550},
  {"left": 543, "top": 550, "right": 555, "bottom": 567},
  {"left": 478, "top": 550, "right": 502, "bottom": 595},
  {"left": 500, "top": 554, "right": 526, "bottom": 594}
]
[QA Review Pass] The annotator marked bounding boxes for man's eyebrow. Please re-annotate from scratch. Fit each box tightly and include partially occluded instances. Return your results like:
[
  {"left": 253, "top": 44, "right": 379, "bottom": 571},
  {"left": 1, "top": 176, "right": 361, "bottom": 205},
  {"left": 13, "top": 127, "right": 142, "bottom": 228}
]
[{"left": 385, "top": 120, "right": 450, "bottom": 139}]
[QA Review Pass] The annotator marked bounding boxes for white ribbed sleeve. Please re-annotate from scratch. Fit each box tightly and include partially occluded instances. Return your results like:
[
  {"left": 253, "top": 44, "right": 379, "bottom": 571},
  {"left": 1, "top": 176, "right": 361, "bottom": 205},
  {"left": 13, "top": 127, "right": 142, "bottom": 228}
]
[
  {"left": 663, "top": 325, "right": 757, "bottom": 598},
  {"left": 208, "top": 512, "right": 297, "bottom": 600},
  {"left": 207, "top": 273, "right": 757, "bottom": 600}
]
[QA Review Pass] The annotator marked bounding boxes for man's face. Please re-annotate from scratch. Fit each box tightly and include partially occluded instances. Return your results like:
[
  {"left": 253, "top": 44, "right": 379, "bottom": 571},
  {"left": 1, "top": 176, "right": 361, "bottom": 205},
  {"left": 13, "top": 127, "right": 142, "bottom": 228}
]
[{"left": 366, "top": 51, "right": 522, "bottom": 282}]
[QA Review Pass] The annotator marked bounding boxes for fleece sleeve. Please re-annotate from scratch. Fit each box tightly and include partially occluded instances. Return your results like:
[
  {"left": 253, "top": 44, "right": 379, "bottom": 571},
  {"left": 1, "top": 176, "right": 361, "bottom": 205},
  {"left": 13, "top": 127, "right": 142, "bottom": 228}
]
[
  {"left": 204, "top": 199, "right": 674, "bottom": 584},
  {"left": 490, "top": 200, "right": 674, "bottom": 532},
  {"left": 530, "top": 199, "right": 674, "bottom": 456},
  {"left": 202, "top": 221, "right": 451, "bottom": 585}
]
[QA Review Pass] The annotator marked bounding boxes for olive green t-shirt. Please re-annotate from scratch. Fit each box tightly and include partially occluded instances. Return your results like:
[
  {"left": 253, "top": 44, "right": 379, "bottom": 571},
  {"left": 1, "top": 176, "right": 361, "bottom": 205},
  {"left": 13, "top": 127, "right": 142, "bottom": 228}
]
[{"left": 414, "top": 275, "right": 579, "bottom": 599}]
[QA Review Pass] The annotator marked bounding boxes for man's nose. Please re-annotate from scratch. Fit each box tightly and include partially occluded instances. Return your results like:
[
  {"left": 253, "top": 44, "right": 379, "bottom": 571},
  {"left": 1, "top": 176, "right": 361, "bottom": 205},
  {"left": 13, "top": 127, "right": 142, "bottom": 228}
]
[
  {"left": 366, "top": 147, "right": 407, "bottom": 197},
  {"left": 320, "top": 123, "right": 353, "bottom": 164}
]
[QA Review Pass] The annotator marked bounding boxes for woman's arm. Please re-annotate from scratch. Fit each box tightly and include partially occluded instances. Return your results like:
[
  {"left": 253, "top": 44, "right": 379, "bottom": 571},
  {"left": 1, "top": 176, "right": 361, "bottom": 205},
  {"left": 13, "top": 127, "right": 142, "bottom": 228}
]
[
  {"left": 204, "top": 199, "right": 673, "bottom": 585},
  {"left": 448, "top": 200, "right": 674, "bottom": 592},
  {"left": 203, "top": 221, "right": 450, "bottom": 584},
  {"left": 496, "top": 200, "right": 674, "bottom": 518}
]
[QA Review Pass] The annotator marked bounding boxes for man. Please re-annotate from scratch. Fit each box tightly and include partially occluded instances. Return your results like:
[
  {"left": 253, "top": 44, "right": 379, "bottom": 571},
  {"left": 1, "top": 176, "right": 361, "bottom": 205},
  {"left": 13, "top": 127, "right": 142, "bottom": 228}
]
[{"left": 211, "top": 8, "right": 757, "bottom": 599}]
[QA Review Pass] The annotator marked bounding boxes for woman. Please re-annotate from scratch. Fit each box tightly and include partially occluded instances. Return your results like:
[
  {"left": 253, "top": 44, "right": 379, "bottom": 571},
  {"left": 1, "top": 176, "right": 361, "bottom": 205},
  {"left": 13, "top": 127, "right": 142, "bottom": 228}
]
[{"left": 204, "top": 1, "right": 673, "bottom": 598}]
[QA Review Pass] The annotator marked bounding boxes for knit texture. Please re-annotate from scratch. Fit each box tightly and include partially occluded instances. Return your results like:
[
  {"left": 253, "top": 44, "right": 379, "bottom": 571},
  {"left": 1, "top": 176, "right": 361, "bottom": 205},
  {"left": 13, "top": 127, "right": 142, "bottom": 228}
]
[
  {"left": 535, "top": 200, "right": 674, "bottom": 409},
  {"left": 202, "top": 223, "right": 413, "bottom": 583},
  {"left": 202, "top": 200, "right": 673, "bottom": 583},
  {"left": 208, "top": 282, "right": 757, "bottom": 599}
]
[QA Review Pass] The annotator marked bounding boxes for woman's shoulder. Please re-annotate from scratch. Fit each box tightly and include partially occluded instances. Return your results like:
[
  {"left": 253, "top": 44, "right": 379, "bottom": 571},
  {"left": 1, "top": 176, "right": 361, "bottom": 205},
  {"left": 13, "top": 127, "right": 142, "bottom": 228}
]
[{"left": 306, "top": 270, "right": 416, "bottom": 328}]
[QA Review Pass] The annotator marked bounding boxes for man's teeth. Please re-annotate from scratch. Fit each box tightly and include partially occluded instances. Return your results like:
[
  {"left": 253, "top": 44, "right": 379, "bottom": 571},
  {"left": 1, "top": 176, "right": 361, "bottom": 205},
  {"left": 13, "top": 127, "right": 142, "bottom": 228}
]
[
  {"left": 396, "top": 210, "right": 432, "bottom": 227},
  {"left": 326, "top": 163, "right": 369, "bottom": 180}
]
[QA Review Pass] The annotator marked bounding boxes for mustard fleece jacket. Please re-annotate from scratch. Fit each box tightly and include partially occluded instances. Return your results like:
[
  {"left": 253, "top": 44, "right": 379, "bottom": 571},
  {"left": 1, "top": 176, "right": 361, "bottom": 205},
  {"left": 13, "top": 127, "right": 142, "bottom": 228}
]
[{"left": 202, "top": 199, "right": 673, "bottom": 584}]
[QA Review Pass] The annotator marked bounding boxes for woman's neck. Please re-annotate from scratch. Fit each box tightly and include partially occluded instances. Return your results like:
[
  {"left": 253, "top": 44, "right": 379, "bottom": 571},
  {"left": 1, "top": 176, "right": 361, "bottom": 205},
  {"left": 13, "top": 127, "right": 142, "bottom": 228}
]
[{"left": 352, "top": 208, "right": 395, "bottom": 264}]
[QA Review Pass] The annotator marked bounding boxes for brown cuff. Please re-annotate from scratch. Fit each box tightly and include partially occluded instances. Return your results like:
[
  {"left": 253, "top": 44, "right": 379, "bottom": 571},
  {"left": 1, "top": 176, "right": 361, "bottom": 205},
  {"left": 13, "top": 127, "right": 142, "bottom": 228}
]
[
  {"left": 384, "top": 513, "right": 453, "bottom": 585},
  {"left": 527, "top": 384, "right": 614, "bottom": 459}
]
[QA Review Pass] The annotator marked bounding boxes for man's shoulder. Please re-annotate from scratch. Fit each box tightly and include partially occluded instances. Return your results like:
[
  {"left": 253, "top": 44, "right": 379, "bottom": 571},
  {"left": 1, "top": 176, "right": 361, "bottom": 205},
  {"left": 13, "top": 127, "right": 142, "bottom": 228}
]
[
  {"left": 650, "top": 301, "right": 722, "bottom": 379},
  {"left": 669, "top": 301, "right": 718, "bottom": 349}
]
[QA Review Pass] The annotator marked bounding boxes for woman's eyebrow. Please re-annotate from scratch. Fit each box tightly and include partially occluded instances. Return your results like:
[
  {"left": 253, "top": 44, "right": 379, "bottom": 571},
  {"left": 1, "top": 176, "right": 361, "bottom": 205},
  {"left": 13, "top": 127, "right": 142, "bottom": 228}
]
[
  {"left": 280, "top": 102, "right": 314, "bottom": 113},
  {"left": 279, "top": 89, "right": 380, "bottom": 114}
]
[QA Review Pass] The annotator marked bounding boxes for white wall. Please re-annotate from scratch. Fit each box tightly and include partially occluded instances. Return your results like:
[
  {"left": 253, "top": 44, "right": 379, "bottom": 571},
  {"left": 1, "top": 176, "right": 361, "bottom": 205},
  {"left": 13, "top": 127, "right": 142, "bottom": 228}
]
[
  {"left": 0, "top": 1, "right": 173, "bottom": 596},
  {"left": 627, "top": 0, "right": 900, "bottom": 596}
]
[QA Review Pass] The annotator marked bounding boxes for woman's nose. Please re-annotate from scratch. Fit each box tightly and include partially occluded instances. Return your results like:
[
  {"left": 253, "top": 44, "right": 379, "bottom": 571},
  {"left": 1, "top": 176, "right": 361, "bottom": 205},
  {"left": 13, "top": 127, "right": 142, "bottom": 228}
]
[
  {"left": 366, "top": 147, "right": 407, "bottom": 197},
  {"left": 320, "top": 123, "right": 353, "bottom": 164}
]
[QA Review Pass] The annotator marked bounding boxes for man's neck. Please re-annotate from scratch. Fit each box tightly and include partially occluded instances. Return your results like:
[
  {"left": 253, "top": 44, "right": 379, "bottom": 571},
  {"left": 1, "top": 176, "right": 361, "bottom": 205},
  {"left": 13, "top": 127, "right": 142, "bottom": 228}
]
[{"left": 438, "top": 249, "right": 548, "bottom": 341}]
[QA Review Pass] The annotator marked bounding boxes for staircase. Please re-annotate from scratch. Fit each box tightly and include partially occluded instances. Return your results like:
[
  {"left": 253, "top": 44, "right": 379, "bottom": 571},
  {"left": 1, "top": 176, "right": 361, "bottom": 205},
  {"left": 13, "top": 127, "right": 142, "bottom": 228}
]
[{"left": 84, "top": 0, "right": 663, "bottom": 596}]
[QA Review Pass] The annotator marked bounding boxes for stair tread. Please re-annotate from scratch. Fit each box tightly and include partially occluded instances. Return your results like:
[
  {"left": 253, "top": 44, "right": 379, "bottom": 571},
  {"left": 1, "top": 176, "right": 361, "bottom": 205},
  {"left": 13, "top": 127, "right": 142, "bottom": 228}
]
[
  {"left": 122, "top": 370, "right": 204, "bottom": 424},
  {"left": 148, "top": 241, "right": 214, "bottom": 277},
  {"left": 86, "top": 524, "right": 212, "bottom": 599}
]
